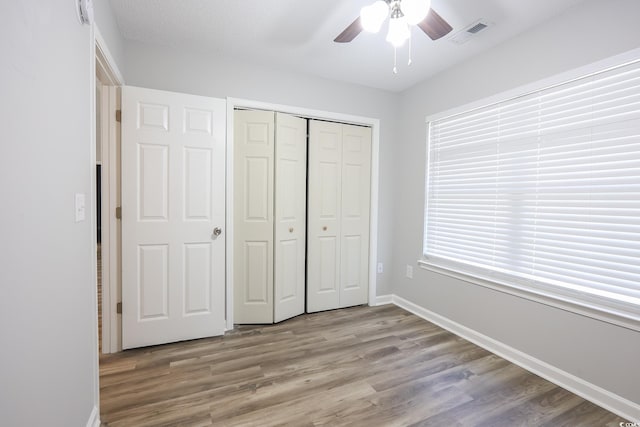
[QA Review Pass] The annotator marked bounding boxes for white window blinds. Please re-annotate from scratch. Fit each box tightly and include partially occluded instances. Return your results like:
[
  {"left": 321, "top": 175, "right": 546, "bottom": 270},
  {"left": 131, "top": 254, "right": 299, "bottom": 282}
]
[{"left": 424, "top": 59, "right": 640, "bottom": 322}]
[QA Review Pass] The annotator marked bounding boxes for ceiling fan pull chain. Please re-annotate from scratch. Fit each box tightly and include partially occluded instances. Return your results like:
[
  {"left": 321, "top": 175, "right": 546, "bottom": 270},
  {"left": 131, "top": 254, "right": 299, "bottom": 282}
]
[
  {"left": 393, "top": 46, "right": 398, "bottom": 74},
  {"left": 408, "top": 29, "right": 413, "bottom": 66}
]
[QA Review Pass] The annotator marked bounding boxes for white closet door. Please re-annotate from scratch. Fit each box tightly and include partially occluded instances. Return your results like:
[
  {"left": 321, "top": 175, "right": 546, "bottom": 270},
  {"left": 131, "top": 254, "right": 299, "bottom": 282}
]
[
  {"left": 307, "top": 121, "right": 343, "bottom": 312},
  {"left": 307, "top": 121, "right": 371, "bottom": 313},
  {"left": 339, "top": 124, "right": 371, "bottom": 308},
  {"left": 234, "top": 110, "right": 275, "bottom": 323},
  {"left": 121, "top": 86, "right": 226, "bottom": 349},
  {"left": 274, "top": 113, "right": 307, "bottom": 323}
]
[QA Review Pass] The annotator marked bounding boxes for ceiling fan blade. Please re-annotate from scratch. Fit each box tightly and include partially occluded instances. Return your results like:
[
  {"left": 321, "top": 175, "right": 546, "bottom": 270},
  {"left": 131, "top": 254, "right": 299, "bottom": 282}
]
[
  {"left": 334, "top": 17, "right": 363, "bottom": 43},
  {"left": 417, "top": 9, "right": 453, "bottom": 40}
]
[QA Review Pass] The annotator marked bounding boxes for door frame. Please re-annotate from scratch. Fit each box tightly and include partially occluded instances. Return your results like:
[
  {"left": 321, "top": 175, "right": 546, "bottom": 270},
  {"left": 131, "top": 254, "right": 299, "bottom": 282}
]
[
  {"left": 225, "top": 98, "right": 380, "bottom": 330},
  {"left": 95, "top": 27, "right": 124, "bottom": 354}
]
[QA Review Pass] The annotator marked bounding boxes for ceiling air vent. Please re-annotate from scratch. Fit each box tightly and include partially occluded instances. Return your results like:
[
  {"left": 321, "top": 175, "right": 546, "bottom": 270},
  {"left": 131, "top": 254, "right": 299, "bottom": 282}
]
[
  {"left": 449, "top": 20, "right": 493, "bottom": 45},
  {"left": 467, "top": 22, "right": 488, "bottom": 34}
]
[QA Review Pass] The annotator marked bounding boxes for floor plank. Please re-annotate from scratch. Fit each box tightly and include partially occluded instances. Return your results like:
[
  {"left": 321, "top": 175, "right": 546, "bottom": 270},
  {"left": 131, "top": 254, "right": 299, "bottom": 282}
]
[{"left": 99, "top": 305, "right": 628, "bottom": 426}]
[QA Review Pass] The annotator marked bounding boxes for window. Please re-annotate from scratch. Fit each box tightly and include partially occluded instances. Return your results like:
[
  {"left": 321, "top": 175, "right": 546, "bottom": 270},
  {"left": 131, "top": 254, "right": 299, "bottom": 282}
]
[{"left": 423, "top": 57, "right": 640, "bottom": 327}]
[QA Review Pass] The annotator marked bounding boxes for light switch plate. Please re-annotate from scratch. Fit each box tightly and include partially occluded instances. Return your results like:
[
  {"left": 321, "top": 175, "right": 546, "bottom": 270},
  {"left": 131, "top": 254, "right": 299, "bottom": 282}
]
[
  {"left": 377, "top": 262, "right": 384, "bottom": 274},
  {"left": 406, "top": 265, "right": 413, "bottom": 279},
  {"left": 75, "top": 193, "right": 86, "bottom": 222}
]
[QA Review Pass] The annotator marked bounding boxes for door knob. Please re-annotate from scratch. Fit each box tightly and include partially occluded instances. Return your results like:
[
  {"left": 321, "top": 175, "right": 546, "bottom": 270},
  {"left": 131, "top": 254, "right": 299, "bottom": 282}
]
[
  {"left": 289, "top": 227, "right": 294, "bottom": 233},
  {"left": 213, "top": 227, "right": 222, "bottom": 236}
]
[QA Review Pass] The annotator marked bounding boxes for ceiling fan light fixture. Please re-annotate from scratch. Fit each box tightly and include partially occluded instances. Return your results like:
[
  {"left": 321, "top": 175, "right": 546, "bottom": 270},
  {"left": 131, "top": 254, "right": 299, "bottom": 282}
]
[
  {"left": 360, "top": 1, "right": 389, "bottom": 33},
  {"left": 401, "top": 0, "right": 431, "bottom": 25},
  {"left": 386, "top": 16, "right": 410, "bottom": 47}
]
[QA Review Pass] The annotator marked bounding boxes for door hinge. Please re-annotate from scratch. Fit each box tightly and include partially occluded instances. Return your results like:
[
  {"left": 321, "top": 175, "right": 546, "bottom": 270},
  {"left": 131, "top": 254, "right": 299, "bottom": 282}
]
[
  {"left": 115, "top": 109, "right": 122, "bottom": 123},
  {"left": 116, "top": 302, "right": 122, "bottom": 314},
  {"left": 115, "top": 206, "right": 122, "bottom": 219}
]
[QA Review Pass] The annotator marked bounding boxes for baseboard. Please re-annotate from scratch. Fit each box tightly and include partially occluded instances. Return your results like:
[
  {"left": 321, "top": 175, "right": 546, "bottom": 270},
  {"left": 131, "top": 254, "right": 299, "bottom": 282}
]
[
  {"left": 374, "top": 294, "right": 393, "bottom": 305},
  {"left": 86, "top": 405, "right": 100, "bottom": 427},
  {"left": 391, "top": 294, "right": 640, "bottom": 423}
]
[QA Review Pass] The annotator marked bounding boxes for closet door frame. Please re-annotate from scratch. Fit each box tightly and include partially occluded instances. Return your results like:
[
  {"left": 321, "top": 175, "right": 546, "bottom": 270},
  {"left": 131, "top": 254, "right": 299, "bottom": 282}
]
[{"left": 225, "top": 98, "right": 380, "bottom": 330}]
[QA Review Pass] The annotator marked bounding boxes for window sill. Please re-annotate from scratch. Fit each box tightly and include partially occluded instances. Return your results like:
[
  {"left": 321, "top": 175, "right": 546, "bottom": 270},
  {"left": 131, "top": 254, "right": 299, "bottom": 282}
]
[{"left": 417, "top": 260, "right": 640, "bottom": 333}]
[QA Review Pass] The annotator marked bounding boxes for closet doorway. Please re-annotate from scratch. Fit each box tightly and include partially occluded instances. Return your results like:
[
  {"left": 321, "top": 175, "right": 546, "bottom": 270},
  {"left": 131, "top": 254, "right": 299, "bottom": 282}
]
[{"left": 227, "top": 100, "right": 380, "bottom": 327}]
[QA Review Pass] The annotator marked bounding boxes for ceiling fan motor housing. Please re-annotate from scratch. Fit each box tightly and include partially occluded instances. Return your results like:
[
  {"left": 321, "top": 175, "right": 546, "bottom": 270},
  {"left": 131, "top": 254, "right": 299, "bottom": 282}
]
[{"left": 334, "top": 0, "right": 451, "bottom": 43}]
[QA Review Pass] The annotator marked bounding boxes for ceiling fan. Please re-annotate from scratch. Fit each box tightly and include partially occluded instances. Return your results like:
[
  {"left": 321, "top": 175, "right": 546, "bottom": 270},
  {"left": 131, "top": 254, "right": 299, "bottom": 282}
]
[{"left": 334, "top": 0, "right": 453, "bottom": 72}]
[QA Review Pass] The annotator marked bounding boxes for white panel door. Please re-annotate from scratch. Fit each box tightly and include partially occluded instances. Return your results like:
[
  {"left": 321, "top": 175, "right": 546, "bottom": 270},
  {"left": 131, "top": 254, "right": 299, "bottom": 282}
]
[
  {"left": 340, "top": 124, "right": 371, "bottom": 308},
  {"left": 307, "top": 121, "right": 371, "bottom": 313},
  {"left": 307, "top": 120, "right": 343, "bottom": 312},
  {"left": 274, "top": 113, "right": 307, "bottom": 323},
  {"left": 122, "top": 86, "right": 226, "bottom": 349},
  {"left": 234, "top": 110, "right": 275, "bottom": 323}
]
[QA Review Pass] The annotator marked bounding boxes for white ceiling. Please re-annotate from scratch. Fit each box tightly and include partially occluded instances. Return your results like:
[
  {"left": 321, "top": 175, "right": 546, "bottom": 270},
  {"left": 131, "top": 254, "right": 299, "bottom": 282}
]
[{"left": 108, "top": 0, "right": 587, "bottom": 92}]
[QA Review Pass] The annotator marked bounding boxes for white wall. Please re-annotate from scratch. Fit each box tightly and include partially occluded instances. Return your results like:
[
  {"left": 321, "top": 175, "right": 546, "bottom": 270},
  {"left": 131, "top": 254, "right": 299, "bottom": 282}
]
[
  {"left": 94, "top": 0, "right": 125, "bottom": 75},
  {"left": 0, "top": 1, "right": 98, "bottom": 426},
  {"left": 124, "top": 41, "right": 401, "bottom": 296},
  {"left": 394, "top": 0, "right": 640, "bottom": 411}
]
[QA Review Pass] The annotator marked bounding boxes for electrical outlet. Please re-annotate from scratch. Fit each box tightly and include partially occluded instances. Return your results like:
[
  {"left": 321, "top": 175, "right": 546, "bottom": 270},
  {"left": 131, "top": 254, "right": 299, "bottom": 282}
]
[
  {"left": 377, "top": 262, "right": 383, "bottom": 274},
  {"left": 406, "top": 265, "right": 413, "bottom": 279}
]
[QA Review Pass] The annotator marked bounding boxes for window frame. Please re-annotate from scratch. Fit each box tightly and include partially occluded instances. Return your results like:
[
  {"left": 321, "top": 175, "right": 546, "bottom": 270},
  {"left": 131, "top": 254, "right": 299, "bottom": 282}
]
[{"left": 420, "top": 48, "right": 640, "bottom": 332}]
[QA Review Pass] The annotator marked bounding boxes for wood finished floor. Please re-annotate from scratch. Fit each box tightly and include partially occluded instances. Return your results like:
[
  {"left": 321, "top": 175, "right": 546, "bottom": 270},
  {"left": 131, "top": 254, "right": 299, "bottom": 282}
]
[{"left": 99, "top": 305, "right": 627, "bottom": 427}]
